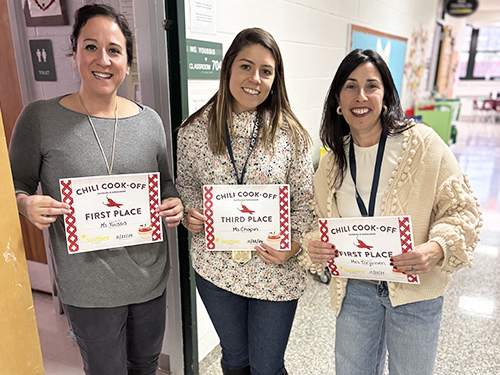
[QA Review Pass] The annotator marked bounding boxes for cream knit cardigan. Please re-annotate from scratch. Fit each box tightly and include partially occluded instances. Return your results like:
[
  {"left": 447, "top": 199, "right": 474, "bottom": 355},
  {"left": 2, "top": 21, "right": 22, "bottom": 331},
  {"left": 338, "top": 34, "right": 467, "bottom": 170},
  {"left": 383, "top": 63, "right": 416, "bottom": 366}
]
[{"left": 300, "top": 123, "right": 482, "bottom": 315}]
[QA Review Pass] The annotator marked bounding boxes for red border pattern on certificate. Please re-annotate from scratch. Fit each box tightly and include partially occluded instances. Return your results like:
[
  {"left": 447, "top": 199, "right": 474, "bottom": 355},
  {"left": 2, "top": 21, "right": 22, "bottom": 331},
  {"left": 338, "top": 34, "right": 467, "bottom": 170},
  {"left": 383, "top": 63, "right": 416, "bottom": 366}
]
[
  {"left": 148, "top": 173, "right": 161, "bottom": 241},
  {"left": 204, "top": 186, "right": 215, "bottom": 249},
  {"left": 279, "top": 185, "right": 290, "bottom": 249},
  {"left": 60, "top": 179, "right": 79, "bottom": 253},
  {"left": 399, "top": 216, "right": 419, "bottom": 283},
  {"left": 321, "top": 219, "right": 340, "bottom": 276}
]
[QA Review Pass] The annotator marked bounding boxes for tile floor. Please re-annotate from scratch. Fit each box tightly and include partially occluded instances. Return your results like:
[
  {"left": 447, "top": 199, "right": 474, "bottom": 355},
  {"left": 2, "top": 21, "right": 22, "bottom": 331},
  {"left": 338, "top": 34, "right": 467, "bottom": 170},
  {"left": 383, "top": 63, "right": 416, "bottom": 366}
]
[{"left": 35, "top": 120, "right": 500, "bottom": 374}]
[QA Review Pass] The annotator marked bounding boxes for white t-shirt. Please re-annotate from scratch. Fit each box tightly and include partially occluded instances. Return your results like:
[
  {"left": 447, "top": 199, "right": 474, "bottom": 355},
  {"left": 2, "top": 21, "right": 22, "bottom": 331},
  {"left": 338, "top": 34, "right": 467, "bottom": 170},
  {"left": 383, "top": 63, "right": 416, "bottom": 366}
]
[{"left": 337, "top": 134, "right": 404, "bottom": 218}]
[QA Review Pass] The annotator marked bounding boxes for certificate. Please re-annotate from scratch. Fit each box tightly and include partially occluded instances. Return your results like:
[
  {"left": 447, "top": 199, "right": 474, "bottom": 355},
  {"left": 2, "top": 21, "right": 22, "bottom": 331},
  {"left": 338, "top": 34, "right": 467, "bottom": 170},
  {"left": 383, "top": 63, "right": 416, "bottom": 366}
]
[
  {"left": 60, "top": 173, "right": 163, "bottom": 254},
  {"left": 203, "top": 184, "right": 290, "bottom": 251},
  {"left": 320, "top": 216, "right": 420, "bottom": 284}
]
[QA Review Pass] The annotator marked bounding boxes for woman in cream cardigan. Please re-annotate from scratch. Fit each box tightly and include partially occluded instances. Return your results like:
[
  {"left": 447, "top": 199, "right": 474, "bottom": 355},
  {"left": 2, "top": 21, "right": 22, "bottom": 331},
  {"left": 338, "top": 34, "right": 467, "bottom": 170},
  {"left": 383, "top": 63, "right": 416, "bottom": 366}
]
[{"left": 302, "top": 49, "right": 482, "bottom": 375}]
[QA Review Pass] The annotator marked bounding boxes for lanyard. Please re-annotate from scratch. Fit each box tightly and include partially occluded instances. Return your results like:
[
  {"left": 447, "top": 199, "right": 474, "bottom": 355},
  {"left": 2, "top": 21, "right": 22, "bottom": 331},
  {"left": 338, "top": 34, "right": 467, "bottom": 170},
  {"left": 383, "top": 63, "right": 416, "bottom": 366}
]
[
  {"left": 348, "top": 132, "right": 387, "bottom": 217},
  {"left": 225, "top": 119, "right": 259, "bottom": 185}
]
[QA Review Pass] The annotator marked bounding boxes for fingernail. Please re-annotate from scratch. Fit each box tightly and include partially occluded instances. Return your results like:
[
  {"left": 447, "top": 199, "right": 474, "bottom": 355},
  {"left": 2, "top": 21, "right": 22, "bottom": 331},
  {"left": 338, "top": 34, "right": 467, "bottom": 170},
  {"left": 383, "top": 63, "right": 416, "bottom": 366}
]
[
  {"left": 390, "top": 258, "right": 394, "bottom": 262},
  {"left": 331, "top": 245, "right": 336, "bottom": 249},
  {"left": 393, "top": 266, "right": 397, "bottom": 270},
  {"left": 390, "top": 262, "right": 394, "bottom": 266}
]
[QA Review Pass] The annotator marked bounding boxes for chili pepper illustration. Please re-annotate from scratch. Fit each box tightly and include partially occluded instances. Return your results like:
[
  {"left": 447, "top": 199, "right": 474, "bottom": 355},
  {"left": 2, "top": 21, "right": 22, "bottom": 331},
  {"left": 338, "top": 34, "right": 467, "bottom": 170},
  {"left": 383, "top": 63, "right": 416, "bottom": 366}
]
[
  {"left": 238, "top": 204, "right": 255, "bottom": 215},
  {"left": 103, "top": 196, "right": 123, "bottom": 208},
  {"left": 354, "top": 238, "right": 373, "bottom": 250}
]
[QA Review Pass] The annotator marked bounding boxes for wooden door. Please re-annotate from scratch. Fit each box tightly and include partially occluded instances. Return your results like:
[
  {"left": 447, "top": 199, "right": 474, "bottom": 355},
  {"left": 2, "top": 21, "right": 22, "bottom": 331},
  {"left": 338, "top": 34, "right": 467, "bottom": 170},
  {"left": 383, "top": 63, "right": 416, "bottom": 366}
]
[{"left": 0, "top": 0, "right": 47, "bottom": 264}]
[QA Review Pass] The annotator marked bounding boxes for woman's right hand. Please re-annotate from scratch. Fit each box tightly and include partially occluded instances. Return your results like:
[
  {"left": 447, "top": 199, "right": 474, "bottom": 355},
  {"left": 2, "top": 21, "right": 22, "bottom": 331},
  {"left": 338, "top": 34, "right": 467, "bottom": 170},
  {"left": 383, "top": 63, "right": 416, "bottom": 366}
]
[
  {"left": 17, "top": 194, "right": 70, "bottom": 230},
  {"left": 308, "top": 239, "right": 339, "bottom": 263},
  {"left": 185, "top": 208, "right": 207, "bottom": 234}
]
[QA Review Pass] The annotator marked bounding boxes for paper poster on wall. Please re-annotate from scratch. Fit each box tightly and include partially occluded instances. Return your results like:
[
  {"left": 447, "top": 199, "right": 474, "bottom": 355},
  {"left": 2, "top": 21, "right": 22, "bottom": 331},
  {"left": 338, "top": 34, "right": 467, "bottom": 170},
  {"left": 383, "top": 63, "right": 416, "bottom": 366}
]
[
  {"left": 188, "top": 80, "right": 219, "bottom": 114},
  {"left": 190, "top": 0, "right": 216, "bottom": 34},
  {"left": 349, "top": 25, "right": 407, "bottom": 96}
]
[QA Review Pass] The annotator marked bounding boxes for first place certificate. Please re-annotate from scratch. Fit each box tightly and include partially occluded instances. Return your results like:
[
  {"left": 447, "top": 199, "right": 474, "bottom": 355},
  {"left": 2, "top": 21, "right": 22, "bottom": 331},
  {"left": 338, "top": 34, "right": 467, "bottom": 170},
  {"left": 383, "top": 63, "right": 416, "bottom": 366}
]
[
  {"left": 203, "top": 184, "right": 291, "bottom": 251},
  {"left": 320, "top": 216, "right": 420, "bottom": 284},
  {"left": 60, "top": 173, "right": 163, "bottom": 254}
]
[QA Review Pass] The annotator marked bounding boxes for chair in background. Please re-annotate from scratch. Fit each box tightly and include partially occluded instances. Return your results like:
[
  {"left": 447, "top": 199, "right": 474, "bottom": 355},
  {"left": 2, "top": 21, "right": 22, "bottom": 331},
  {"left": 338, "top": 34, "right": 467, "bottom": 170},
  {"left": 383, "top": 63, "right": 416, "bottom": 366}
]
[
  {"left": 415, "top": 102, "right": 454, "bottom": 144},
  {"left": 472, "top": 98, "right": 487, "bottom": 122},
  {"left": 495, "top": 100, "right": 500, "bottom": 123},
  {"left": 483, "top": 99, "right": 498, "bottom": 123}
]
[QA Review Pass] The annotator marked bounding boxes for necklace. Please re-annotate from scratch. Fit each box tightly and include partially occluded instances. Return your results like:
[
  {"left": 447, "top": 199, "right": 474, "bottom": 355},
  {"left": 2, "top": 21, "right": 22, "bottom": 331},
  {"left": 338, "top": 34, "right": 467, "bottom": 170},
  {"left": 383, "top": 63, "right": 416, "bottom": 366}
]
[{"left": 79, "top": 94, "right": 118, "bottom": 175}]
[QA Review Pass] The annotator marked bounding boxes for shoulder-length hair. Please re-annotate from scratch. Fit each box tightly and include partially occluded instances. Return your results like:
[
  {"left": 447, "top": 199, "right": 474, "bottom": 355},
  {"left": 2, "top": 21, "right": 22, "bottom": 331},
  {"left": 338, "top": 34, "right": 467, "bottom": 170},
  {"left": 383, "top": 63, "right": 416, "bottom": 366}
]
[
  {"left": 320, "top": 49, "right": 407, "bottom": 188},
  {"left": 181, "top": 27, "right": 310, "bottom": 155}
]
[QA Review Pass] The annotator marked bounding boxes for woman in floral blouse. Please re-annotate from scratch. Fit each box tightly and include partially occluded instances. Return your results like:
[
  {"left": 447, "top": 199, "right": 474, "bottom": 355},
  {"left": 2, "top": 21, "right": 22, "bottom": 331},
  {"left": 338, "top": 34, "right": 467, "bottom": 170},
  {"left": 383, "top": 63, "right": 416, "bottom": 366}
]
[{"left": 176, "top": 28, "right": 314, "bottom": 375}]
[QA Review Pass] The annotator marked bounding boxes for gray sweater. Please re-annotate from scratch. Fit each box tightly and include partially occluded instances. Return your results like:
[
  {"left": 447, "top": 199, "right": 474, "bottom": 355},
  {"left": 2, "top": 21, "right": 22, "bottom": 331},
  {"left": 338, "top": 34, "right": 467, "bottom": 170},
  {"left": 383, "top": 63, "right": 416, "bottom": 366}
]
[{"left": 9, "top": 96, "right": 179, "bottom": 307}]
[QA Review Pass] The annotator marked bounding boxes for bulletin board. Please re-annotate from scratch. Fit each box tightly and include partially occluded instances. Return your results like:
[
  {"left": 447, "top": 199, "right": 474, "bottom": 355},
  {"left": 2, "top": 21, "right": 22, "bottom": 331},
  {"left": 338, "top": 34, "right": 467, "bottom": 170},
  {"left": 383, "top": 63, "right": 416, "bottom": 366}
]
[{"left": 349, "top": 25, "right": 408, "bottom": 96}]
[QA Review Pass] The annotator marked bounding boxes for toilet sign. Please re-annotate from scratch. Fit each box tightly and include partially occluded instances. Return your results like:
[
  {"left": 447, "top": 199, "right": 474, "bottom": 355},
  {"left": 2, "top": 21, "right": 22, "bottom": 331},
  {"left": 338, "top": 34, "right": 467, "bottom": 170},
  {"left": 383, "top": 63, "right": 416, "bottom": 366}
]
[{"left": 29, "top": 39, "right": 56, "bottom": 81}]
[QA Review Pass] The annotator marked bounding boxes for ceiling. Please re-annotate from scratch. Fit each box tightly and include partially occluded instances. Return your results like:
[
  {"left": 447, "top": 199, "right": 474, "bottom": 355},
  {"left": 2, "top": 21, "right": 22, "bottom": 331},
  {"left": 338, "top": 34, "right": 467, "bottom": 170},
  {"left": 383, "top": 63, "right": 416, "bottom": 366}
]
[{"left": 464, "top": 0, "right": 500, "bottom": 27}]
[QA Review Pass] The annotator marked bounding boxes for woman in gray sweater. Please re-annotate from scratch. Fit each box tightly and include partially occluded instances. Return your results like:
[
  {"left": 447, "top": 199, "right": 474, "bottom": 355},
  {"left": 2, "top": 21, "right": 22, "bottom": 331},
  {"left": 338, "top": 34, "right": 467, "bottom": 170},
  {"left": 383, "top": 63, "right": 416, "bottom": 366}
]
[{"left": 8, "top": 4, "right": 182, "bottom": 375}]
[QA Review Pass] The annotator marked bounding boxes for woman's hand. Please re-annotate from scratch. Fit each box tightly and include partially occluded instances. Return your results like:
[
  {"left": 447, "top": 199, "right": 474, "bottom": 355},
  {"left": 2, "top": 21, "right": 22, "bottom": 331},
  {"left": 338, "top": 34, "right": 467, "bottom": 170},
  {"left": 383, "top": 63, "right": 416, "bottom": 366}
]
[
  {"left": 308, "top": 239, "right": 339, "bottom": 263},
  {"left": 390, "top": 241, "right": 444, "bottom": 275},
  {"left": 255, "top": 241, "right": 300, "bottom": 265},
  {"left": 156, "top": 197, "right": 183, "bottom": 227},
  {"left": 17, "top": 194, "right": 70, "bottom": 230},
  {"left": 185, "top": 208, "right": 207, "bottom": 234}
]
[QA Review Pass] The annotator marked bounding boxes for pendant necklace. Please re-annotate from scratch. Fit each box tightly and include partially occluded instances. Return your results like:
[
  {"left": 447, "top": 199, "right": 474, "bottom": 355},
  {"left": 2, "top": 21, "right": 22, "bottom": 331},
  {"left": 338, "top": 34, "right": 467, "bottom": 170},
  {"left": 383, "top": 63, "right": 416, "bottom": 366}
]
[{"left": 79, "top": 94, "right": 118, "bottom": 175}]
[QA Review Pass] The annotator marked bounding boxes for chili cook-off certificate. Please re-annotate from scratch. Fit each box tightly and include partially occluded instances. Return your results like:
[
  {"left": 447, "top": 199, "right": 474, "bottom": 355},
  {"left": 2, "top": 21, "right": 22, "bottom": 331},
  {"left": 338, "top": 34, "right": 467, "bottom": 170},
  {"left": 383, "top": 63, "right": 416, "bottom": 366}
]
[
  {"left": 60, "top": 173, "right": 163, "bottom": 254},
  {"left": 203, "top": 184, "right": 291, "bottom": 251},
  {"left": 320, "top": 216, "right": 420, "bottom": 284}
]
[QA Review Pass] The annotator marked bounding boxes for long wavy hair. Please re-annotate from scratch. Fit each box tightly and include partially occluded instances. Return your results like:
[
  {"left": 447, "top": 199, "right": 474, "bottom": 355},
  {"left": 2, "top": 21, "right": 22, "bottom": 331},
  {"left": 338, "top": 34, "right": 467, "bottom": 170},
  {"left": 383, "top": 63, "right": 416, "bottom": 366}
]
[
  {"left": 180, "top": 27, "right": 310, "bottom": 155},
  {"left": 320, "top": 49, "right": 407, "bottom": 189}
]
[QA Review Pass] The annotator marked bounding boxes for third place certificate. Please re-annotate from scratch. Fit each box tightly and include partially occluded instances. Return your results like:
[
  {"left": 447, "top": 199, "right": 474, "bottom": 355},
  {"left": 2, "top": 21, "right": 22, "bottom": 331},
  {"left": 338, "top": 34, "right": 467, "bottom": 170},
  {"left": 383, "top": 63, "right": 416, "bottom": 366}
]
[{"left": 203, "top": 184, "right": 290, "bottom": 251}]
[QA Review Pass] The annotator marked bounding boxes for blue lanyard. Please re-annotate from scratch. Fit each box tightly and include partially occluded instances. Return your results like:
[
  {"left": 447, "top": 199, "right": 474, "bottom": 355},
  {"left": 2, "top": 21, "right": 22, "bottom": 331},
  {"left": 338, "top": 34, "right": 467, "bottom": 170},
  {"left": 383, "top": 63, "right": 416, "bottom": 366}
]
[
  {"left": 225, "top": 120, "right": 259, "bottom": 185},
  {"left": 348, "top": 132, "right": 387, "bottom": 217}
]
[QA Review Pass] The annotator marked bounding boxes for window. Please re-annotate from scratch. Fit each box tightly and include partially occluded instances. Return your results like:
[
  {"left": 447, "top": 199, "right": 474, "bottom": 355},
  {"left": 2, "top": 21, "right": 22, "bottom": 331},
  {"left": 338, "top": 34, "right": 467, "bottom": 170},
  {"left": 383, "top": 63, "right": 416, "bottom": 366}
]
[{"left": 459, "top": 26, "right": 500, "bottom": 80}]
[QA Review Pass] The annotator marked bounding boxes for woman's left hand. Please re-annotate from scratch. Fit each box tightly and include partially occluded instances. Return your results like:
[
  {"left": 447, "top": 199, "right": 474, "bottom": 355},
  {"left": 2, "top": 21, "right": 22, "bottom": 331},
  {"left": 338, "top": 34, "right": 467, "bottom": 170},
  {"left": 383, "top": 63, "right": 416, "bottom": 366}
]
[
  {"left": 390, "top": 241, "right": 444, "bottom": 275},
  {"left": 255, "top": 242, "right": 299, "bottom": 265},
  {"left": 156, "top": 197, "right": 183, "bottom": 227}
]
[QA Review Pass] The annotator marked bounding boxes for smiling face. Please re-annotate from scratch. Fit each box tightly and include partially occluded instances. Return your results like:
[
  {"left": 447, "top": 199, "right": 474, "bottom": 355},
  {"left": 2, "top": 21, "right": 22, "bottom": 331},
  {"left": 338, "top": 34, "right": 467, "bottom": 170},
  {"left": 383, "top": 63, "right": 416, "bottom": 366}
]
[
  {"left": 338, "top": 62, "right": 385, "bottom": 146},
  {"left": 73, "top": 16, "right": 129, "bottom": 99},
  {"left": 229, "top": 44, "right": 276, "bottom": 113}
]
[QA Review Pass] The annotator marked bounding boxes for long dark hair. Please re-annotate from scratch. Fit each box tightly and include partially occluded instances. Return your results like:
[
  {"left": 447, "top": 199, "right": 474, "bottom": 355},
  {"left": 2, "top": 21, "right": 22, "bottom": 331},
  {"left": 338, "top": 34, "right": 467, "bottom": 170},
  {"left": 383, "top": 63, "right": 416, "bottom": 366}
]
[
  {"left": 180, "top": 27, "right": 310, "bottom": 155},
  {"left": 320, "top": 49, "right": 407, "bottom": 188},
  {"left": 70, "top": 4, "right": 134, "bottom": 66}
]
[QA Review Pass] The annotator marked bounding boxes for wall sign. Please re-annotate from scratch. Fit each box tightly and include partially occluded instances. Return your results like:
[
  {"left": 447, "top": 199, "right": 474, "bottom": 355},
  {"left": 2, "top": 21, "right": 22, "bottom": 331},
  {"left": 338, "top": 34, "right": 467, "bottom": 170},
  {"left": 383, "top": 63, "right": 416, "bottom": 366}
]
[
  {"left": 186, "top": 39, "right": 223, "bottom": 80},
  {"left": 29, "top": 39, "right": 56, "bottom": 81},
  {"left": 445, "top": 0, "right": 478, "bottom": 17}
]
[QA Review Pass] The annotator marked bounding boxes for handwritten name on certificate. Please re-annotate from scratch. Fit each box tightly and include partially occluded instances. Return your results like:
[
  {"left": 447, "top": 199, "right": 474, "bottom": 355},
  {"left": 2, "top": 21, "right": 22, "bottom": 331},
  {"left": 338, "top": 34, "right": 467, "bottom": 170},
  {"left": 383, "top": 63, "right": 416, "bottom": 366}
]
[
  {"left": 320, "top": 216, "right": 420, "bottom": 284},
  {"left": 60, "top": 173, "right": 163, "bottom": 254},
  {"left": 203, "top": 185, "right": 290, "bottom": 251}
]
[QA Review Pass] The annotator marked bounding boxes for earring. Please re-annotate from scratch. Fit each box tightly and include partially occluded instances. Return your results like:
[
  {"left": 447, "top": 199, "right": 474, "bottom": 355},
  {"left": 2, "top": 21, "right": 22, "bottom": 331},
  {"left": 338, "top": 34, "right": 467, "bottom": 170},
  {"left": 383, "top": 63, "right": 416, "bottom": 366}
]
[
  {"left": 337, "top": 106, "right": 343, "bottom": 115},
  {"left": 382, "top": 105, "right": 387, "bottom": 114}
]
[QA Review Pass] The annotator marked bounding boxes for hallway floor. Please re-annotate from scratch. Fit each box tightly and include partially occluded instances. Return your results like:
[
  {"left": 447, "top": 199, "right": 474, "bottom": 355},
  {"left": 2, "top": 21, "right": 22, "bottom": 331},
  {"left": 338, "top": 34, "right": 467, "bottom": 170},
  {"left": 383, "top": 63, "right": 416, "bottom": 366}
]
[{"left": 35, "top": 120, "right": 500, "bottom": 374}]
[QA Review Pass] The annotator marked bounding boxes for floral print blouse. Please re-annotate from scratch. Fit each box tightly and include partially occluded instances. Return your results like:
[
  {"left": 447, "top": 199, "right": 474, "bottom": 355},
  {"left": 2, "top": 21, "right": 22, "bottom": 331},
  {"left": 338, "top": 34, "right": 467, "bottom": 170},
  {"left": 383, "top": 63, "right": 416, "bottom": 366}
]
[{"left": 176, "top": 107, "right": 314, "bottom": 301}]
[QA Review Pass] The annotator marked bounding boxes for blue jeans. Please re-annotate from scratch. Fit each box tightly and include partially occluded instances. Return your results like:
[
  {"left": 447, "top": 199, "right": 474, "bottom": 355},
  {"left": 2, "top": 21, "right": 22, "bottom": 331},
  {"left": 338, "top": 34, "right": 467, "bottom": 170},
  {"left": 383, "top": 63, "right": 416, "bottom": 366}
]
[
  {"left": 62, "top": 290, "right": 166, "bottom": 375},
  {"left": 335, "top": 279, "right": 443, "bottom": 375},
  {"left": 195, "top": 273, "right": 297, "bottom": 375}
]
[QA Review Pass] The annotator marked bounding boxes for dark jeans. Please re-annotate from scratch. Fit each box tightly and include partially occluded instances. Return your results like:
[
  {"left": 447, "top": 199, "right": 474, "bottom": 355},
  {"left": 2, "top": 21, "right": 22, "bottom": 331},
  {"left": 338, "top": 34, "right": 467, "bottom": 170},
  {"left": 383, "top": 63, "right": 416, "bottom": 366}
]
[
  {"left": 196, "top": 272, "right": 297, "bottom": 375},
  {"left": 62, "top": 290, "right": 166, "bottom": 375}
]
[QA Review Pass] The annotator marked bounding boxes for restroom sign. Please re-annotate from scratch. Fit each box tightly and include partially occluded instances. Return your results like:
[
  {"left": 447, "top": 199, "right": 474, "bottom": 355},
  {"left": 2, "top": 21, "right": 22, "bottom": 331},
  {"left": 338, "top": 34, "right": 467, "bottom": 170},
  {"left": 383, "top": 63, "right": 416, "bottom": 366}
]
[
  {"left": 186, "top": 39, "right": 222, "bottom": 80},
  {"left": 29, "top": 39, "right": 56, "bottom": 81}
]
